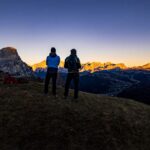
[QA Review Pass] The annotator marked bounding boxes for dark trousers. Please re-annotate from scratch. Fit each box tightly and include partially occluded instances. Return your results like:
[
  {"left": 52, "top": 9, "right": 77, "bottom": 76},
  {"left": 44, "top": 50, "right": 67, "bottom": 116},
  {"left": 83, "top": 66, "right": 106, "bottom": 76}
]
[
  {"left": 64, "top": 73, "right": 79, "bottom": 98},
  {"left": 44, "top": 68, "right": 58, "bottom": 95}
]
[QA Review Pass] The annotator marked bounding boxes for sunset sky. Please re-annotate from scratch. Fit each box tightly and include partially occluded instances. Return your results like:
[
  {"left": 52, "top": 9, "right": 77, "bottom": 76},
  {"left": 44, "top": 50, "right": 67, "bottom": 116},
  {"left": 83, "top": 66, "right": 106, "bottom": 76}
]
[{"left": 0, "top": 0, "right": 150, "bottom": 66}]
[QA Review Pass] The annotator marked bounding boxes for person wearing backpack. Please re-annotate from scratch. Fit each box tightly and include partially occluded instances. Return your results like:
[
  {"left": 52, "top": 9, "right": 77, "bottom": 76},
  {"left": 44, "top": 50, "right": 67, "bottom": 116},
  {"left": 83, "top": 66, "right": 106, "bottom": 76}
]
[
  {"left": 64, "top": 49, "right": 81, "bottom": 99},
  {"left": 44, "top": 47, "right": 60, "bottom": 97}
]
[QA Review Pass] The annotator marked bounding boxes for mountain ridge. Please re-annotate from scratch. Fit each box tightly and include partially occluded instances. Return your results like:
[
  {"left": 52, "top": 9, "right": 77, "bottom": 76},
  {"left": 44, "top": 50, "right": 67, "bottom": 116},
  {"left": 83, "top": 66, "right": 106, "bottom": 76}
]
[
  {"left": 32, "top": 60, "right": 150, "bottom": 72},
  {"left": 32, "top": 60, "right": 128, "bottom": 72},
  {"left": 1, "top": 46, "right": 149, "bottom": 72}
]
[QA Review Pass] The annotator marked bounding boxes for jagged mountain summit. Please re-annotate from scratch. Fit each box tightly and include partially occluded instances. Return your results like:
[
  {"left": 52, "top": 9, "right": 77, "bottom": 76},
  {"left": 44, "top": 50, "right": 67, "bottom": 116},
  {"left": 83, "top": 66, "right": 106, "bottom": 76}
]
[
  {"left": 32, "top": 60, "right": 127, "bottom": 72},
  {"left": 81, "top": 62, "right": 127, "bottom": 72},
  {"left": 32, "top": 60, "right": 46, "bottom": 71},
  {"left": 32, "top": 59, "right": 150, "bottom": 72},
  {"left": 0, "top": 47, "right": 33, "bottom": 76},
  {"left": 137, "top": 63, "right": 150, "bottom": 70}
]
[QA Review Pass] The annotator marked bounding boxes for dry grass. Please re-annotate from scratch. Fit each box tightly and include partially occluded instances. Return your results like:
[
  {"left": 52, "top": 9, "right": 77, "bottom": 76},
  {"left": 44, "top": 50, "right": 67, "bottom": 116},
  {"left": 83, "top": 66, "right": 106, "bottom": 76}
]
[{"left": 0, "top": 81, "right": 150, "bottom": 150}]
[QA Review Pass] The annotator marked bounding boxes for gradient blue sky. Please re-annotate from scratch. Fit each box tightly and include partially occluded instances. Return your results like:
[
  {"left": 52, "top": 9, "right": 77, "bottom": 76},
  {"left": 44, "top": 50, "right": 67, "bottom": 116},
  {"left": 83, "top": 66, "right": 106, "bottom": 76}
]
[{"left": 0, "top": 0, "right": 150, "bottom": 66}]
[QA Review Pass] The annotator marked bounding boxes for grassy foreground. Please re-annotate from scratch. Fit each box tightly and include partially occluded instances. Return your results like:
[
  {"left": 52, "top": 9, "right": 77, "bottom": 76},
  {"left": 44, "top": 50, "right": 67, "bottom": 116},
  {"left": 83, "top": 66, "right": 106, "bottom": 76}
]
[{"left": 0, "top": 82, "right": 150, "bottom": 150}]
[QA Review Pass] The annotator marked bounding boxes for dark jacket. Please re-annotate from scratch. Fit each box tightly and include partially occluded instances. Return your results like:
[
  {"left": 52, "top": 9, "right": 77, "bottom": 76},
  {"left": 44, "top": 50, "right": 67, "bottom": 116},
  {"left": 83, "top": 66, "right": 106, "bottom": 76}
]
[{"left": 64, "top": 54, "right": 81, "bottom": 73}]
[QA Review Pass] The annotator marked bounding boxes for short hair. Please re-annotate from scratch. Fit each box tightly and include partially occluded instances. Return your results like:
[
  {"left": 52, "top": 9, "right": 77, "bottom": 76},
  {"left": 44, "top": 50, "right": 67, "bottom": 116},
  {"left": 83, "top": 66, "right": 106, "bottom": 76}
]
[
  {"left": 71, "top": 49, "right": 77, "bottom": 55},
  {"left": 51, "top": 47, "right": 56, "bottom": 53}
]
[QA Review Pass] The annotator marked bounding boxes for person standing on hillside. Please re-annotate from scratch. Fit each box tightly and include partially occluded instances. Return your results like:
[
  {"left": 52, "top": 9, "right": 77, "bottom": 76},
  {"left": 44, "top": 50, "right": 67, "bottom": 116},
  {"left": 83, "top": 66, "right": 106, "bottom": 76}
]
[
  {"left": 64, "top": 49, "right": 81, "bottom": 99},
  {"left": 44, "top": 47, "right": 60, "bottom": 97}
]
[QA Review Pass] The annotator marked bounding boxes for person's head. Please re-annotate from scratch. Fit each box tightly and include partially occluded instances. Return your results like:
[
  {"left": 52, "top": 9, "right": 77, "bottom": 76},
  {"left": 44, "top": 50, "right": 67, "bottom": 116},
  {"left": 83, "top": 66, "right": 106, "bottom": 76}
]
[
  {"left": 71, "top": 49, "right": 77, "bottom": 55},
  {"left": 50, "top": 47, "right": 56, "bottom": 54}
]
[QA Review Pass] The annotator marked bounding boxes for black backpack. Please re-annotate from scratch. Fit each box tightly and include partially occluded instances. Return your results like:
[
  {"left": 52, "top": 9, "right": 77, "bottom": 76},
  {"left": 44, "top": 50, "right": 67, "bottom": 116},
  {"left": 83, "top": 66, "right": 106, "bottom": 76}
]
[{"left": 65, "top": 55, "right": 80, "bottom": 72}]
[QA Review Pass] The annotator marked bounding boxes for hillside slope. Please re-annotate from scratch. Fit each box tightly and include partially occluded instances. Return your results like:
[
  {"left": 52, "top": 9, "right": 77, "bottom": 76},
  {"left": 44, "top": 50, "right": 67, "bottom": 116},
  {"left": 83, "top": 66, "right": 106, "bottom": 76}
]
[{"left": 0, "top": 82, "right": 150, "bottom": 150}]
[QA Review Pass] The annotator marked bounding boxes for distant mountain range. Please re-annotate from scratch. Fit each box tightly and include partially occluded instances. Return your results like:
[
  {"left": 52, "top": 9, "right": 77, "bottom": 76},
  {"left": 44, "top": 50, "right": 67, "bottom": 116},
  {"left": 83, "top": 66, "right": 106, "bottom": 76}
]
[
  {"left": 0, "top": 46, "right": 149, "bottom": 75},
  {"left": 31, "top": 55, "right": 150, "bottom": 105},
  {"left": 0, "top": 46, "right": 150, "bottom": 104},
  {"left": 0, "top": 47, "right": 33, "bottom": 76},
  {"left": 32, "top": 59, "right": 150, "bottom": 72}
]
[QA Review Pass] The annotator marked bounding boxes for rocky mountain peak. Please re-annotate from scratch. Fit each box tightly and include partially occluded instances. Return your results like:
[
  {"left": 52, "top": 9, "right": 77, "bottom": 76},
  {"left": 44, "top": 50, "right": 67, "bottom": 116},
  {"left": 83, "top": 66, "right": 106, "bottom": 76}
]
[
  {"left": 143, "top": 63, "right": 150, "bottom": 68},
  {"left": 81, "top": 62, "right": 127, "bottom": 72},
  {"left": 0, "top": 47, "right": 33, "bottom": 77},
  {"left": 1, "top": 47, "right": 17, "bottom": 52},
  {"left": 0, "top": 47, "right": 18, "bottom": 55},
  {"left": 0, "top": 47, "right": 21, "bottom": 61}
]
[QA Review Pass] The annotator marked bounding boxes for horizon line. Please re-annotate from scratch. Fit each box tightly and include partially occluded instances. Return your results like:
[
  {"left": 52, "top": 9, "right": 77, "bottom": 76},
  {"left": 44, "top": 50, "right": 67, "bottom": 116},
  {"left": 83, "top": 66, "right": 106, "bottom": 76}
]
[{"left": 30, "top": 59, "right": 150, "bottom": 68}]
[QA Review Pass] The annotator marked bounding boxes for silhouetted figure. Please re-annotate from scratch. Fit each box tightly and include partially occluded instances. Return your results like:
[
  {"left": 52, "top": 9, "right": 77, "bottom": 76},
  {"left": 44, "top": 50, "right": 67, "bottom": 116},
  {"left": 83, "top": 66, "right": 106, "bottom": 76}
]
[
  {"left": 44, "top": 47, "right": 60, "bottom": 96},
  {"left": 64, "top": 49, "right": 81, "bottom": 99}
]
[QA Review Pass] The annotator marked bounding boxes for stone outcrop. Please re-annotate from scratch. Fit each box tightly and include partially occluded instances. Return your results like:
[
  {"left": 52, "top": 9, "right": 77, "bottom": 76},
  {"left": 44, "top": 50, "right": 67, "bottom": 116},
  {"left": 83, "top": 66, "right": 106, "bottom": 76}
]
[{"left": 0, "top": 47, "right": 33, "bottom": 76}]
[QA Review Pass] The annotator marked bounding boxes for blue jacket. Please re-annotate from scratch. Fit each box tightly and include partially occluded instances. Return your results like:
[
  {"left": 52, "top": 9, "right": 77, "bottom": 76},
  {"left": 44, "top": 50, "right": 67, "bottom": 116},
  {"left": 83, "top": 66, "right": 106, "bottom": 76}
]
[{"left": 46, "top": 54, "right": 60, "bottom": 69}]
